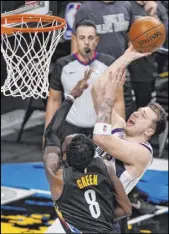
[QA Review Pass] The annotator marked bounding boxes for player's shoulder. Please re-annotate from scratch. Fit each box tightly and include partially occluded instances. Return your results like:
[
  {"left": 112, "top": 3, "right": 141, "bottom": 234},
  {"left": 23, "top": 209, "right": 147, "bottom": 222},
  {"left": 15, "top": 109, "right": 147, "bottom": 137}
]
[
  {"left": 93, "top": 156, "right": 105, "bottom": 165},
  {"left": 140, "top": 142, "right": 153, "bottom": 155},
  {"left": 96, "top": 53, "right": 116, "bottom": 66},
  {"left": 91, "top": 157, "right": 107, "bottom": 172},
  {"left": 129, "top": 140, "right": 153, "bottom": 166}
]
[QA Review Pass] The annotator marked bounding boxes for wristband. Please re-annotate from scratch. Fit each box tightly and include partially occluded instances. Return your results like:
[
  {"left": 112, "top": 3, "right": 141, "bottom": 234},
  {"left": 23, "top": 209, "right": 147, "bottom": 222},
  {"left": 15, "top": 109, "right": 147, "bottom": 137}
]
[
  {"left": 93, "top": 123, "right": 112, "bottom": 135},
  {"left": 66, "top": 94, "right": 75, "bottom": 103}
]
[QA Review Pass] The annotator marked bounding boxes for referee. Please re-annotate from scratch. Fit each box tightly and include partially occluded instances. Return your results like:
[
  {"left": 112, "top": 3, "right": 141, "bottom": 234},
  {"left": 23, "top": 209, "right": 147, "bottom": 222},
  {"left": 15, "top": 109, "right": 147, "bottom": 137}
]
[{"left": 45, "top": 20, "right": 124, "bottom": 142}]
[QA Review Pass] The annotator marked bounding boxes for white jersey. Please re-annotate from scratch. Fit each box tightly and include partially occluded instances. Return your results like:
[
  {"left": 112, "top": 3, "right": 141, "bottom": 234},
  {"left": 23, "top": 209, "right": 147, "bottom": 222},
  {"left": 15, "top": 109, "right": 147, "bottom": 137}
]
[{"left": 95, "top": 128, "right": 153, "bottom": 195}]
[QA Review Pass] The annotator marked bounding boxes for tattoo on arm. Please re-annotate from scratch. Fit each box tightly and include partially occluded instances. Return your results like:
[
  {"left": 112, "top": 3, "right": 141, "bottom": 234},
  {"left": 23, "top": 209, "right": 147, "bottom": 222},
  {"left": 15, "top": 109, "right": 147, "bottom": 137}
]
[{"left": 96, "top": 98, "right": 114, "bottom": 124}]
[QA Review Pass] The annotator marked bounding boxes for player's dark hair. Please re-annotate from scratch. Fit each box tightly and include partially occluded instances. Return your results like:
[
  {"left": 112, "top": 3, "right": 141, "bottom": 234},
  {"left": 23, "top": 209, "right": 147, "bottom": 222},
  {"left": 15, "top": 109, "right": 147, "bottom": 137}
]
[
  {"left": 75, "top": 19, "right": 97, "bottom": 32},
  {"left": 148, "top": 102, "right": 167, "bottom": 135},
  {"left": 66, "top": 134, "right": 96, "bottom": 171}
]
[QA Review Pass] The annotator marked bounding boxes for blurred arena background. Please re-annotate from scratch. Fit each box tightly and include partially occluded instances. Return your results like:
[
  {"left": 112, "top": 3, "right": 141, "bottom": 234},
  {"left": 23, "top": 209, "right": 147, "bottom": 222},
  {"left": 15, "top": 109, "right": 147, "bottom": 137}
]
[{"left": 1, "top": 1, "right": 168, "bottom": 233}]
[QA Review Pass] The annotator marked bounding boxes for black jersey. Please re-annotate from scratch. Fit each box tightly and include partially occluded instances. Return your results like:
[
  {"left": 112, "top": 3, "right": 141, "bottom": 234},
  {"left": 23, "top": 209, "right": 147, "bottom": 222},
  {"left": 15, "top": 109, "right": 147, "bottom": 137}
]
[{"left": 55, "top": 157, "right": 115, "bottom": 233}]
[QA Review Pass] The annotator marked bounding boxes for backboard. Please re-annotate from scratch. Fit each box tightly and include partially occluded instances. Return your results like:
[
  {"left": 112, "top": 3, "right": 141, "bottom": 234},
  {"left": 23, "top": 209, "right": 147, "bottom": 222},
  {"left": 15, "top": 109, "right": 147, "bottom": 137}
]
[{"left": 1, "top": 1, "right": 49, "bottom": 16}]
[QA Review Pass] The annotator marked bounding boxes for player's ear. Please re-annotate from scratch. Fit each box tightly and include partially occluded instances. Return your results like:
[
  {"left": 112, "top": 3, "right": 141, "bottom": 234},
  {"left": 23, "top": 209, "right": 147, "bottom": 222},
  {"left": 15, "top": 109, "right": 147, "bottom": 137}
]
[
  {"left": 145, "top": 128, "right": 154, "bottom": 138},
  {"left": 96, "top": 35, "right": 99, "bottom": 45},
  {"left": 62, "top": 152, "right": 67, "bottom": 161},
  {"left": 72, "top": 34, "right": 77, "bottom": 42}
]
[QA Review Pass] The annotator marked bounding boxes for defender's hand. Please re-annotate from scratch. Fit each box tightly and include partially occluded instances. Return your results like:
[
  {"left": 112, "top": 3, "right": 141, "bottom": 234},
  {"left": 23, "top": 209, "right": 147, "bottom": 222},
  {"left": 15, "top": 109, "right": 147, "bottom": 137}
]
[{"left": 70, "top": 68, "right": 93, "bottom": 98}]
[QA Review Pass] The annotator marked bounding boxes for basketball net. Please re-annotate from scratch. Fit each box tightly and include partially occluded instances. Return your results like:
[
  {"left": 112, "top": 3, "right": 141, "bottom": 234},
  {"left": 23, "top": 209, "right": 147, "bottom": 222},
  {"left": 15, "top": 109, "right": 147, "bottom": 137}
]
[{"left": 1, "top": 14, "right": 67, "bottom": 99}]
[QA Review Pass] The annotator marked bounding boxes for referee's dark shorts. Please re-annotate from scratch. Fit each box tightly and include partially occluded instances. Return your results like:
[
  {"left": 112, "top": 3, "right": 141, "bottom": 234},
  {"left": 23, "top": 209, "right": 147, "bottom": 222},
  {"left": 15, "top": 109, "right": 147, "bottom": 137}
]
[{"left": 59, "top": 120, "right": 93, "bottom": 144}]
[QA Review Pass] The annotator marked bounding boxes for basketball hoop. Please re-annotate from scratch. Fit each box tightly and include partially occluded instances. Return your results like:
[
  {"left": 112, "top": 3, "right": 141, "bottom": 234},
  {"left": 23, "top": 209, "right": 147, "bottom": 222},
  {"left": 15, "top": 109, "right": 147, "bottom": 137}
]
[{"left": 1, "top": 14, "right": 67, "bottom": 99}]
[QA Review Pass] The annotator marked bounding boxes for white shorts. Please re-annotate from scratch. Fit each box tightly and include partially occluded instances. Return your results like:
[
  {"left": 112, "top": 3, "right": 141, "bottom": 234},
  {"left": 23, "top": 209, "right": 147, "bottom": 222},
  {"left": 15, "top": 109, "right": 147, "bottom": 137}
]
[
  {"left": 45, "top": 218, "right": 66, "bottom": 233},
  {"left": 45, "top": 218, "right": 81, "bottom": 233}
]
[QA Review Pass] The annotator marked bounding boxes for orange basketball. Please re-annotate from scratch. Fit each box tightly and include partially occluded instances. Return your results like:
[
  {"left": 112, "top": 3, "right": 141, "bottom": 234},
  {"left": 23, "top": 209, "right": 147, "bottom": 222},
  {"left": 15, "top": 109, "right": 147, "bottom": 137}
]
[{"left": 128, "top": 16, "right": 166, "bottom": 53}]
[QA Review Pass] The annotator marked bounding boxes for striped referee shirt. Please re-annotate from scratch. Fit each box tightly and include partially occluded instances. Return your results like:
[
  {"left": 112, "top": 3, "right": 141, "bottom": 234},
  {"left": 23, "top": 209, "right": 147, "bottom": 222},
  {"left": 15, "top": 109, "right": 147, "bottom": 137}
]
[{"left": 50, "top": 52, "right": 115, "bottom": 127}]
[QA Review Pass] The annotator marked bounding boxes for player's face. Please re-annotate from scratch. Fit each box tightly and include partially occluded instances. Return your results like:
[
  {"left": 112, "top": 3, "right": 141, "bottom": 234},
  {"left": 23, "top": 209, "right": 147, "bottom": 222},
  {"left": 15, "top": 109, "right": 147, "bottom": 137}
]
[
  {"left": 125, "top": 107, "right": 158, "bottom": 137},
  {"left": 75, "top": 26, "right": 99, "bottom": 56}
]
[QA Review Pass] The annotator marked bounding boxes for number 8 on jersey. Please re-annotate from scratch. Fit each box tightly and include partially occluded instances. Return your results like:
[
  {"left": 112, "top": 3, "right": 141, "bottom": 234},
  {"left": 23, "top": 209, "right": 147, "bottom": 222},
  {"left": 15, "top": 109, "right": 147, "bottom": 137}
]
[{"left": 84, "top": 189, "right": 101, "bottom": 219}]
